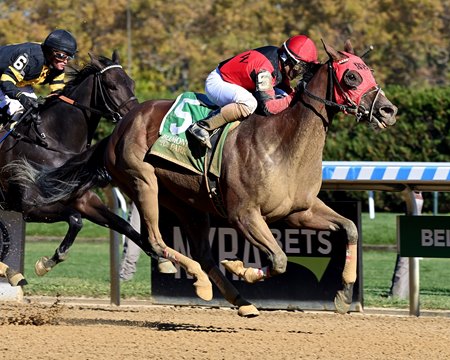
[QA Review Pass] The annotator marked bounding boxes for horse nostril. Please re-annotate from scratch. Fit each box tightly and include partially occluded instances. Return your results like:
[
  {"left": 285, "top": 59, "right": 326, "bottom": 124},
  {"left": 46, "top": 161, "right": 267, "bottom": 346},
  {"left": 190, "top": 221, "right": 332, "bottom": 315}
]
[{"left": 380, "top": 105, "right": 398, "bottom": 118}]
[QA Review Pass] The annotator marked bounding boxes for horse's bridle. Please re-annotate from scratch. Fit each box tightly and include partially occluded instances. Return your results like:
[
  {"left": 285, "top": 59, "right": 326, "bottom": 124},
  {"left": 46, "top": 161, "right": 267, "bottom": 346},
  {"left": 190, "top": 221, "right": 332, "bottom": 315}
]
[
  {"left": 57, "top": 64, "right": 137, "bottom": 122},
  {"left": 93, "top": 64, "right": 137, "bottom": 122},
  {"left": 302, "top": 60, "right": 381, "bottom": 124}
]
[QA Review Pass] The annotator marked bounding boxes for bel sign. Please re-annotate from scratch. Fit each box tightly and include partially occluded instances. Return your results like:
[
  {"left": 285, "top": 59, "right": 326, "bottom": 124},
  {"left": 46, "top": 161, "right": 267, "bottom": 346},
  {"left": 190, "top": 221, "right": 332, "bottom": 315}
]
[
  {"left": 398, "top": 216, "right": 450, "bottom": 258},
  {"left": 152, "top": 202, "right": 362, "bottom": 311}
]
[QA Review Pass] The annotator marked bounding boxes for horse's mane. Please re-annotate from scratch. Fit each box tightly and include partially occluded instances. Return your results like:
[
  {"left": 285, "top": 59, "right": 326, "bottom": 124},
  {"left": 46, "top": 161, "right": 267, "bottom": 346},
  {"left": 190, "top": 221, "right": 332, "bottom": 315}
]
[
  {"left": 63, "top": 56, "right": 115, "bottom": 93},
  {"left": 40, "top": 55, "right": 115, "bottom": 108}
]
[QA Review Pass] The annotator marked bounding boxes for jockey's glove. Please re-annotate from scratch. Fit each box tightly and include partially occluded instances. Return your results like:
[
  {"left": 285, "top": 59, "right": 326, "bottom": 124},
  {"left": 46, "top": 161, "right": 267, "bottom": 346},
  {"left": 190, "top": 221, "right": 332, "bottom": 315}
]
[{"left": 17, "top": 93, "right": 39, "bottom": 110}]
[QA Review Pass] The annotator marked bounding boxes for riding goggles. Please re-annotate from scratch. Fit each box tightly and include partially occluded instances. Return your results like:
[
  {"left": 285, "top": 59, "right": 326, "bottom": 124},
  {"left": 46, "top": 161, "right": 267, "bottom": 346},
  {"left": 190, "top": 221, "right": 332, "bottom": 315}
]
[{"left": 53, "top": 51, "right": 74, "bottom": 61}]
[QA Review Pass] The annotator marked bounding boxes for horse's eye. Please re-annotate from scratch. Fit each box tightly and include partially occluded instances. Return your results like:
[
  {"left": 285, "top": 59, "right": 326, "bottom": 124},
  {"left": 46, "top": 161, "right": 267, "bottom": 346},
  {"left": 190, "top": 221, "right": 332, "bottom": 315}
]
[{"left": 343, "top": 70, "right": 362, "bottom": 90}]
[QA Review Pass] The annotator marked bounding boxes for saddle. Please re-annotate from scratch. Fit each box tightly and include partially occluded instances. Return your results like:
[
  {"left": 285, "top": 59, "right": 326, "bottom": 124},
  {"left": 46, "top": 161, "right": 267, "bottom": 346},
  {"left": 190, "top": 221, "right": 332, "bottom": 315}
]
[{"left": 148, "top": 92, "right": 238, "bottom": 217}]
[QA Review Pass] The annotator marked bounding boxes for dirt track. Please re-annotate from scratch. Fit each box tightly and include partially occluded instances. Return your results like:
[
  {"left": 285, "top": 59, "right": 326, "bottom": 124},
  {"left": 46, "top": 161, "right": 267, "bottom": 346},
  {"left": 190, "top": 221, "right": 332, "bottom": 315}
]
[{"left": 1, "top": 299, "right": 449, "bottom": 360}]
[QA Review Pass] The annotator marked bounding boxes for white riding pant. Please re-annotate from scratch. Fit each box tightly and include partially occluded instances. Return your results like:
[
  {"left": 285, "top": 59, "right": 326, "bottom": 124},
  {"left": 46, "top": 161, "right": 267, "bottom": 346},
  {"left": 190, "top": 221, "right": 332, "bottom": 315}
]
[
  {"left": 205, "top": 68, "right": 257, "bottom": 114},
  {"left": 0, "top": 86, "right": 37, "bottom": 115}
]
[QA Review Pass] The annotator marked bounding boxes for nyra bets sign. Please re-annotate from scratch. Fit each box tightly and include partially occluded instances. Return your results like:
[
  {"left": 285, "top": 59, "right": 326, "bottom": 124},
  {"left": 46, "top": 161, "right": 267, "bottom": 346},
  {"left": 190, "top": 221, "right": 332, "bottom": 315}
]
[
  {"left": 398, "top": 216, "right": 450, "bottom": 258},
  {"left": 152, "top": 202, "right": 362, "bottom": 311}
]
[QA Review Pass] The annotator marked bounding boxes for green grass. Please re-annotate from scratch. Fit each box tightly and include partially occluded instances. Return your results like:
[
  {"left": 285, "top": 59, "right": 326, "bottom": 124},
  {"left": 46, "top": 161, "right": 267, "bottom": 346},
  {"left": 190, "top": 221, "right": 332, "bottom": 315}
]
[
  {"left": 24, "top": 240, "right": 151, "bottom": 299},
  {"left": 361, "top": 212, "right": 398, "bottom": 245},
  {"left": 362, "top": 251, "right": 450, "bottom": 309},
  {"left": 26, "top": 220, "right": 109, "bottom": 239},
  {"left": 21, "top": 213, "right": 450, "bottom": 310}
]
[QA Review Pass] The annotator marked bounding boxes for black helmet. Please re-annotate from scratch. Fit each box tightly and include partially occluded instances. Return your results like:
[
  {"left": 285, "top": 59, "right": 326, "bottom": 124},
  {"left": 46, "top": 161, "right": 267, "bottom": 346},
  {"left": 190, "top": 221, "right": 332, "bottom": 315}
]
[{"left": 42, "top": 29, "right": 77, "bottom": 56}]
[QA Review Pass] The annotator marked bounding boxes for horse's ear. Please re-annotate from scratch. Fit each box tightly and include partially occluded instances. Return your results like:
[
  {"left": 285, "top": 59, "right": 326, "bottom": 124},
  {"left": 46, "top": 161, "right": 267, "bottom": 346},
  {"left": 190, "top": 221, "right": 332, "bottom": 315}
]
[
  {"left": 112, "top": 50, "right": 120, "bottom": 64},
  {"left": 321, "top": 39, "right": 344, "bottom": 62},
  {"left": 344, "top": 39, "right": 354, "bottom": 54},
  {"left": 88, "top": 52, "right": 102, "bottom": 68}
]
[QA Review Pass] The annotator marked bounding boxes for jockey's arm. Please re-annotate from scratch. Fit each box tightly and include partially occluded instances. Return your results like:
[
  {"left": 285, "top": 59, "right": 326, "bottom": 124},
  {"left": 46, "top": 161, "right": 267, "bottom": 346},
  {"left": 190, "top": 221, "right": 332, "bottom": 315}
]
[
  {"left": 253, "top": 70, "right": 295, "bottom": 115},
  {"left": 0, "top": 66, "right": 23, "bottom": 99}
]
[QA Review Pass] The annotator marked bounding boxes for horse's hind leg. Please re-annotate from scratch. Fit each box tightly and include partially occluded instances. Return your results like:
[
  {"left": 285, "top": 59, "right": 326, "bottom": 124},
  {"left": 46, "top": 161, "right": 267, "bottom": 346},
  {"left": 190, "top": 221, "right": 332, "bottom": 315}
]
[
  {"left": 24, "top": 204, "right": 83, "bottom": 276},
  {"left": 162, "top": 198, "right": 259, "bottom": 317},
  {"left": 35, "top": 212, "right": 82, "bottom": 276},
  {"left": 285, "top": 198, "right": 358, "bottom": 314},
  {"left": 0, "top": 261, "right": 27, "bottom": 286}
]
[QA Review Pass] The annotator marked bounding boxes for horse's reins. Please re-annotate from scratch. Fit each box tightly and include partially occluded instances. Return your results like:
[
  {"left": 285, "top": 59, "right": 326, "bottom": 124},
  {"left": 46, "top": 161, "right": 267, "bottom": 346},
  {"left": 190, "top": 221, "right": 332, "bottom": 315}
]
[
  {"left": 8, "top": 64, "right": 137, "bottom": 152},
  {"left": 58, "top": 64, "right": 136, "bottom": 122}
]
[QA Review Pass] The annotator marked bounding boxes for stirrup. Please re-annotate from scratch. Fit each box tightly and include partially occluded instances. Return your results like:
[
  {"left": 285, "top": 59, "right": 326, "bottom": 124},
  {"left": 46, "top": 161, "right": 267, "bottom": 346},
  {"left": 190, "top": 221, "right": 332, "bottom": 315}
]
[{"left": 188, "top": 123, "right": 212, "bottom": 149}]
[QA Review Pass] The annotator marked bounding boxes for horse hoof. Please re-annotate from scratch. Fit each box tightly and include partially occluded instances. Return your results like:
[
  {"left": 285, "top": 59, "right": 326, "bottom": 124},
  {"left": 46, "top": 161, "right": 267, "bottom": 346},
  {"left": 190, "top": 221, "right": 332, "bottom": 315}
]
[
  {"left": 194, "top": 275, "right": 213, "bottom": 301},
  {"left": 221, "top": 259, "right": 245, "bottom": 277},
  {"left": 238, "top": 304, "right": 260, "bottom": 318},
  {"left": 35, "top": 256, "right": 53, "bottom": 276},
  {"left": 157, "top": 260, "right": 177, "bottom": 274},
  {"left": 334, "top": 283, "right": 354, "bottom": 314},
  {"left": 334, "top": 295, "right": 351, "bottom": 314},
  {"left": 7, "top": 271, "right": 27, "bottom": 287}
]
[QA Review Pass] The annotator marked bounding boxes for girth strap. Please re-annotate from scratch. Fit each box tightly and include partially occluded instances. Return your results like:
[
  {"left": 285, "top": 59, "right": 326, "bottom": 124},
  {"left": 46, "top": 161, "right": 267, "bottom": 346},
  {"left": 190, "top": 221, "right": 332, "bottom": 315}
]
[{"left": 204, "top": 127, "right": 228, "bottom": 218}]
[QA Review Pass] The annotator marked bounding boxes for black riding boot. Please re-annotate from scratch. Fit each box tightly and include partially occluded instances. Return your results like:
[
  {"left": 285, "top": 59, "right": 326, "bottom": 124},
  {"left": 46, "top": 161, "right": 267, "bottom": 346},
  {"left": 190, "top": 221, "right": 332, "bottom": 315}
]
[
  {"left": 187, "top": 111, "right": 228, "bottom": 149},
  {"left": 188, "top": 121, "right": 213, "bottom": 149}
]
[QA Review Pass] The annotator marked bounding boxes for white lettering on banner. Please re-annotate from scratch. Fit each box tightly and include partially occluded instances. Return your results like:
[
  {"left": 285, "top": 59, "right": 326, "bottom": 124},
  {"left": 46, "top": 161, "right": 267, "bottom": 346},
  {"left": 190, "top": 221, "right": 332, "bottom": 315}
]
[
  {"left": 271, "top": 229, "right": 283, "bottom": 247},
  {"left": 318, "top": 232, "right": 332, "bottom": 254},
  {"left": 171, "top": 225, "right": 335, "bottom": 279},
  {"left": 273, "top": 228, "right": 332, "bottom": 255},
  {"left": 421, "top": 229, "right": 450, "bottom": 247}
]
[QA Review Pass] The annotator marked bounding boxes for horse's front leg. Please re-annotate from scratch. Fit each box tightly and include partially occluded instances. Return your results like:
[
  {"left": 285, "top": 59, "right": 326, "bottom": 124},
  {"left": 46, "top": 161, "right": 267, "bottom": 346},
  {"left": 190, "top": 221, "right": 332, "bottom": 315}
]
[
  {"left": 161, "top": 194, "right": 259, "bottom": 317},
  {"left": 24, "top": 204, "right": 83, "bottom": 276},
  {"left": 285, "top": 198, "right": 358, "bottom": 314},
  {"left": 223, "top": 207, "right": 288, "bottom": 283}
]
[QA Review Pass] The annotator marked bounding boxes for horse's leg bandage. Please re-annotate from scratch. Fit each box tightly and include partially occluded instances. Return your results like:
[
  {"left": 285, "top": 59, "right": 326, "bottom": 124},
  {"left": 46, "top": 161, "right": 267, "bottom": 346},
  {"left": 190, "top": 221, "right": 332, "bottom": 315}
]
[{"left": 342, "top": 244, "right": 357, "bottom": 284}]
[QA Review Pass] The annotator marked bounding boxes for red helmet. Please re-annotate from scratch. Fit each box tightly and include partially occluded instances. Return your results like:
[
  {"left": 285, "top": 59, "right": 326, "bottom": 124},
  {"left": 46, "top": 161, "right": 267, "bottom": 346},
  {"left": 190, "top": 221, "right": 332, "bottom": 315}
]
[{"left": 282, "top": 35, "right": 318, "bottom": 64}]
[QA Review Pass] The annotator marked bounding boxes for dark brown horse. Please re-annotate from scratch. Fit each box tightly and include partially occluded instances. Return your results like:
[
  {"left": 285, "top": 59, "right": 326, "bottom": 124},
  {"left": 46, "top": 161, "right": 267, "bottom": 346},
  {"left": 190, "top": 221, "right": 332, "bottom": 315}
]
[
  {"left": 0, "top": 52, "right": 141, "bottom": 285},
  {"left": 11, "top": 41, "right": 397, "bottom": 316}
]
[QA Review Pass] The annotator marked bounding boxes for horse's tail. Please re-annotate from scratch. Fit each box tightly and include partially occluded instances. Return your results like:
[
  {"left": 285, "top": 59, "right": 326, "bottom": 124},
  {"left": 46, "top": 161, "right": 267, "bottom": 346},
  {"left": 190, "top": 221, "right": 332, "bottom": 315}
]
[{"left": 6, "top": 136, "right": 111, "bottom": 206}]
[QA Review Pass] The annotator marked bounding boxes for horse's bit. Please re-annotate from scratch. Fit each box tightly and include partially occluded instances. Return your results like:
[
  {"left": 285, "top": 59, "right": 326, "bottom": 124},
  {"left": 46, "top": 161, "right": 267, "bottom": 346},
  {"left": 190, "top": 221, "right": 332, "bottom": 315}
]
[{"left": 56, "top": 64, "right": 136, "bottom": 122}]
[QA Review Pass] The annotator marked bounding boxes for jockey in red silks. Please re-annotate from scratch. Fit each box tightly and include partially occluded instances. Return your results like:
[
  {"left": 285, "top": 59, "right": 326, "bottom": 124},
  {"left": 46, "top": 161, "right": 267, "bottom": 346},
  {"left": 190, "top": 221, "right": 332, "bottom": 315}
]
[{"left": 188, "top": 35, "right": 319, "bottom": 148}]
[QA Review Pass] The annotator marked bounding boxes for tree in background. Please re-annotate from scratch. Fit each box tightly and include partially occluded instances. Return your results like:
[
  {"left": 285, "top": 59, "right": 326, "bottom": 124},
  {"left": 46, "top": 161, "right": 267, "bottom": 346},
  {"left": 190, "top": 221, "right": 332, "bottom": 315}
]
[
  {"left": 1, "top": 0, "right": 449, "bottom": 211},
  {"left": 1, "top": 0, "right": 448, "bottom": 94}
]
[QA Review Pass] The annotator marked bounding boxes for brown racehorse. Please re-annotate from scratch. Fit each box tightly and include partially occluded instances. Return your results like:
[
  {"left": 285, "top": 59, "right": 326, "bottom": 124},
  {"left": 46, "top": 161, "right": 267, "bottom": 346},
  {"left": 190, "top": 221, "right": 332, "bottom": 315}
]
[{"left": 10, "top": 41, "right": 397, "bottom": 316}]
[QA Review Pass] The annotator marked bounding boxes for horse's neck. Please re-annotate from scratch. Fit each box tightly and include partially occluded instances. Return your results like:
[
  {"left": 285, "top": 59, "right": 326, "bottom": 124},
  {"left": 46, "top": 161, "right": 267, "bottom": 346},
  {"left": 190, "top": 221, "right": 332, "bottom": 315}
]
[
  {"left": 63, "top": 75, "right": 101, "bottom": 145},
  {"left": 278, "top": 69, "right": 332, "bottom": 160}
]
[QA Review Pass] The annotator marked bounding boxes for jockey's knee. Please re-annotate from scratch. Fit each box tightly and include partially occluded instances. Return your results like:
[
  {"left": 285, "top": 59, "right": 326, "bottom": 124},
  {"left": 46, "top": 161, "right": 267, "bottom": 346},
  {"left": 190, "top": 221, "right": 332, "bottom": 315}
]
[
  {"left": 222, "top": 99, "right": 256, "bottom": 121},
  {"left": 237, "top": 95, "right": 257, "bottom": 116}
]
